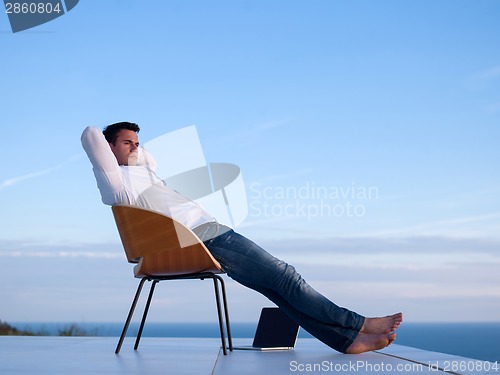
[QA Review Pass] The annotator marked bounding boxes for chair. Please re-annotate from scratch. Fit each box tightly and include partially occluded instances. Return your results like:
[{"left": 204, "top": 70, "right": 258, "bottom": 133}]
[{"left": 112, "top": 204, "right": 232, "bottom": 355}]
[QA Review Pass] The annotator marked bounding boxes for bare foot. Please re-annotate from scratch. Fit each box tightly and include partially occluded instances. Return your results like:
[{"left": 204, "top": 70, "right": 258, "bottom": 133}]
[
  {"left": 387, "top": 333, "right": 396, "bottom": 347},
  {"left": 345, "top": 332, "right": 396, "bottom": 354},
  {"left": 360, "top": 313, "right": 403, "bottom": 334}
]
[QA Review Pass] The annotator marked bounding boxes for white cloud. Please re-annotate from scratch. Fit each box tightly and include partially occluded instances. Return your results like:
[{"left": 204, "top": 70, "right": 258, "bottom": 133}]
[
  {"left": 0, "top": 250, "right": 122, "bottom": 259},
  {"left": 253, "top": 119, "right": 291, "bottom": 131},
  {"left": 282, "top": 251, "right": 500, "bottom": 270},
  {"left": 1, "top": 235, "right": 499, "bottom": 323},
  {"left": 314, "top": 281, "right": 500, "bottom": 299},
  {"left": 0, "top": 154, "right": 81, "bottom": 190},
  {"left": 260, "top": 234, "right": 500, "bottom": 256},
  {"left": 476, "top": 65, "right": 500, "bottom": 82},
  {"left": 484, "top": 101, "right": 500, "bottom": 114},
  {"left": 348, "top": 212, "right": 500, "bottom": 239},
  {"left": 247, "top": 167, "right": 318, "bottom": 184},
  {"left": 206, "top": 118, "right": 293, "bottom": 147},
  {"left": 0, "top": 238, "right": 124, "bottom": 259},
  {"left": 465, "top": 65, "right": 500, "bottom": 92}
]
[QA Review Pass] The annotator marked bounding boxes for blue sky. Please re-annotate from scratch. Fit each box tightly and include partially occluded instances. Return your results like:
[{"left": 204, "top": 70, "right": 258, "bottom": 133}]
[{"left": 0, "top": 1, "right": 499, "bottom": 325}]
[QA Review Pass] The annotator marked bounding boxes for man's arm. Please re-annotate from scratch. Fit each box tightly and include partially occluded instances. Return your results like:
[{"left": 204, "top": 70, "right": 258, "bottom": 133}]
[{"left": 81, "top": 126, "right": 134, "bottom": 205}]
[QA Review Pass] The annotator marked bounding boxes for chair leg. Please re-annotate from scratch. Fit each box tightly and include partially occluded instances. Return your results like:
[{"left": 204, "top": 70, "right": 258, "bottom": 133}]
[
  {"left": 215, "top": 275, "right": 233, "bottom": 352},
  {"left": 212, "top": 277, "right": 228, "bottom": 355},
  {"left": 134, "top": 279, "right": 158, "bottom": 350},
  {"left": 115, "top": 277, "right": 148, "bottom": 354}
]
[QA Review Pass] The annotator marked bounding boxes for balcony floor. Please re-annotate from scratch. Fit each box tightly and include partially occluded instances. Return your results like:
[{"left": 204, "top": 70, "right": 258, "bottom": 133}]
[{"left": 0, "top": 336, "right": 497, "bottom": 375}]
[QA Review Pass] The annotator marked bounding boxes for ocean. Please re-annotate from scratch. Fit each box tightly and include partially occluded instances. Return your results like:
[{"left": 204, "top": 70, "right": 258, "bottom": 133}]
[{"left": 9, "top": 321, "right": 500, "bottom": 363}]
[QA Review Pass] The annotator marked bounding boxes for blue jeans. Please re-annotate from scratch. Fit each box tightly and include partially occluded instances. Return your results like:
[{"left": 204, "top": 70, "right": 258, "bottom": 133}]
[{"left": 193, "top": 222, "right": 365, "bottom": 353}]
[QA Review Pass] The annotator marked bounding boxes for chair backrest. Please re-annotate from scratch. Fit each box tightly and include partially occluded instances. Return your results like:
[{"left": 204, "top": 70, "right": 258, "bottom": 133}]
[{"left": 112, "top": 204, "right": 222, "bottom": 276}]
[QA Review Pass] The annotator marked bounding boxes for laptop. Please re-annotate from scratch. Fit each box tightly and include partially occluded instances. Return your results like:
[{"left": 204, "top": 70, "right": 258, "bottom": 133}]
[{"left": 234, "top": 307, "right": 300, "bottom": 351}]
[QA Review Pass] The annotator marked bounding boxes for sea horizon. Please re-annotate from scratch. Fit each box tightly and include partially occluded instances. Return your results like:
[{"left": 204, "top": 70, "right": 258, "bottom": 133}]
[{"left": 7, "top": 321, "right": 500, "bottom": 363}]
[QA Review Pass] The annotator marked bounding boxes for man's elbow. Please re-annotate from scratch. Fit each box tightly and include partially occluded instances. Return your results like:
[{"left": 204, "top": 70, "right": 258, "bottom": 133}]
[{"left": 100, "top": 190, "right": 134, "bottom": 207}]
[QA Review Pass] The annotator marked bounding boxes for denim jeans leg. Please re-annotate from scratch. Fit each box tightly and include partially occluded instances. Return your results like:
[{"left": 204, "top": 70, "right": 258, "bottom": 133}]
[{"left": 201, "top": 227, "right": 365, "bottom": 353}]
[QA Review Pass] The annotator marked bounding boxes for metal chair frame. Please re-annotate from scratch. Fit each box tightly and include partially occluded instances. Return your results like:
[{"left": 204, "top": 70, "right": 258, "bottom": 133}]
[{"left": 115, "top": 272, "right": 232, "bottom": 355}]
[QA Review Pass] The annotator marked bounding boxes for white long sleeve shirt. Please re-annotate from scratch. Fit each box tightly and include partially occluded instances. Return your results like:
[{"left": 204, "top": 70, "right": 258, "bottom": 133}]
[{"left": 81, "top": 126, "right": 215, "bottom": 229}]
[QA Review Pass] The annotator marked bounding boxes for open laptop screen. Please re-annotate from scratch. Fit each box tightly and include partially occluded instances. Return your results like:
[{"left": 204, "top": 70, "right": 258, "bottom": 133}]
[{"left": 251, "top": 307, "right": 300, "bottom": 349}]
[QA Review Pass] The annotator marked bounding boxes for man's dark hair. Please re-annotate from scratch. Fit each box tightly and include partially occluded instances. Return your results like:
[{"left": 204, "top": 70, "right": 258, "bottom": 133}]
[{"left": 103, "top": 122, "right": 140, "bottom": 144}]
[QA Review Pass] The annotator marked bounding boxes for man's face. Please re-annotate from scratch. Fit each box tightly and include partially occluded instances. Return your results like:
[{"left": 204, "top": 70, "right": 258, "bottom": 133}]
[{"left": 109, "top": 129, "right": 140, "bottom": 166}]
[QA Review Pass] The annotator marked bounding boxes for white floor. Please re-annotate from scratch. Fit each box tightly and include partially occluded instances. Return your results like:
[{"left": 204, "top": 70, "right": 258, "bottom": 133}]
[{"left": 0, "top": 336, "right": 497, "bottom": 375}]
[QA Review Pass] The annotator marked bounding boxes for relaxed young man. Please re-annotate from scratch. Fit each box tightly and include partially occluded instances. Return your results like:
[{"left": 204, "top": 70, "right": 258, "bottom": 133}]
[{"left": 81, "top": 122, "right": 402, "bottom": 354}]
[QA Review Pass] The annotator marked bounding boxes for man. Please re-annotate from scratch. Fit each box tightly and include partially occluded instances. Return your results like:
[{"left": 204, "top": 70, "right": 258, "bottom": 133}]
[{"left": 81, "top": 122, "right": 403, "bottom": 354}]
